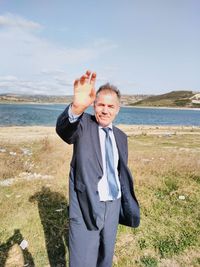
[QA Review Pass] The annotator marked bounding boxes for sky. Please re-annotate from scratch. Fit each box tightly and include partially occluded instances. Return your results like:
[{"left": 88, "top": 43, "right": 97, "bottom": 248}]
[{"left": 0, "top": 0, "right": 200, "bottom": 95}]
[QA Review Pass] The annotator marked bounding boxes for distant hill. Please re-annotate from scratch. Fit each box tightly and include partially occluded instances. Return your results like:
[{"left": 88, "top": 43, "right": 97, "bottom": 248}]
[
  {"left": 0, "top": 94, "right": 73, "bottom": 104},
  {"left": 0, "top": 93, "right": 148, "bottom": 106},
  {"left": 132, "top": 91, "right": 200, "bottom": 108},
  {"left": 1, "top": 91, "right": 200, "bottom": 108}
]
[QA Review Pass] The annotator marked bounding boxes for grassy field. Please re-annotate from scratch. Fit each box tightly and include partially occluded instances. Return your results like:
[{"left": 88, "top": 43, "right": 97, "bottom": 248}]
[{"left": 0, "top": 126, "right": 200, "bottom": 267}]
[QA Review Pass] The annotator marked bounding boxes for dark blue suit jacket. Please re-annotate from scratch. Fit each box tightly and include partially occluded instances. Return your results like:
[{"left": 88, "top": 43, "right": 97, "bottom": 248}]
[{"left": 56, "top": 105, "right": 140, "bottom": 230}]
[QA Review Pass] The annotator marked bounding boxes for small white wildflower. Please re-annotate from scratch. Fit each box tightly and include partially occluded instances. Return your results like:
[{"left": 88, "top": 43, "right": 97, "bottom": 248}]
[
  {"left": 21, "top": 148, "right": 32, "bottom": 156},
  {"left": 0, "top": 178, "right": 15, "bottom": 186},
  {"left": 9, "top": 151, "right": 17, "bottom": 156},
  {"left": 179, "top": 195, "right": 186, "bottom": 200}
]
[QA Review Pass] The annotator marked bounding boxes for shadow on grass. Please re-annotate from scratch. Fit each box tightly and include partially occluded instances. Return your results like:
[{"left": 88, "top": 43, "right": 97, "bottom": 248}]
[
  {"left": 29, "top": 186, "right": 69, "bottom": 267},
  {"left": 0, "top": 229, "right": 35, "bottom": 266}
]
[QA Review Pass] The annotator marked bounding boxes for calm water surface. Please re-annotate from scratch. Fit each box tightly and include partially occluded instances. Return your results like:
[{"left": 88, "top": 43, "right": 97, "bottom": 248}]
[{"left": 0, "top": 104, "right": 200, "bottom": 126}]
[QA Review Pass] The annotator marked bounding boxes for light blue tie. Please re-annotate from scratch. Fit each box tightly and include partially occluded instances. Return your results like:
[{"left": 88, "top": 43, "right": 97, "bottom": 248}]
[{"left": 103, "top": 127, "right": 119, "bottom": 199}]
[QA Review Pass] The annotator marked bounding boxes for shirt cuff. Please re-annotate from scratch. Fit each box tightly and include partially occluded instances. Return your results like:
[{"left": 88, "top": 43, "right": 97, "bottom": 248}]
[{"left": 68, "top": 104, "right": 82, "bottom": 123}]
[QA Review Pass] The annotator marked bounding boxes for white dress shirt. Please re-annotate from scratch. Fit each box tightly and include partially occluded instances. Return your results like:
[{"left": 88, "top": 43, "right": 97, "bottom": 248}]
[{"left": 97, "top": 126, "right": 121, "bottom": 201}]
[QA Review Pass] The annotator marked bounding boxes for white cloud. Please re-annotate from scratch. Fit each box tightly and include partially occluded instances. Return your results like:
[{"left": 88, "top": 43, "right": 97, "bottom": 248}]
[
  {"left": 0, "top": 13, "right": 118, "bottom": 95},
  {"left": 0, "top": 13, "right": 42, "bottom": 30},
  {"left": 0, "top": 75, "right": 18, "bottom": 81},
  {"left": 0, "top": 75, "right": 71, "bottom": 95}
]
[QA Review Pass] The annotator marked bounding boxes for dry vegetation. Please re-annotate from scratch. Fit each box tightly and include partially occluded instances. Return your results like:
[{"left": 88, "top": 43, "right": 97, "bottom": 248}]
[{"left": 0, "top": 126, "right": 200, "bottom": 267}]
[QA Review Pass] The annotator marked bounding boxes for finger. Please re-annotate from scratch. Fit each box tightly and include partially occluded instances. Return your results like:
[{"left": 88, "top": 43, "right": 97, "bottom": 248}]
[
  {"left": 90, "top": 72, "right": 96, "bottom": 87},
  {"left": 80, "top": 75, "right": 87, "bottom": 85},
  {"left": 85, "top": 70, "right": 91, "bottom": 83},
  {"left": 74, "top": 79, "right": 79, "bottom": 89},
  {"left": 86, "top": 70, "right": 91, "bottom": 77}
]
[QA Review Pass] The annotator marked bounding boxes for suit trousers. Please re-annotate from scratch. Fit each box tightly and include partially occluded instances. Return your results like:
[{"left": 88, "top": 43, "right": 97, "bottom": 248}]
[{"left": 69, "top": 196, "right": 121, "bottom": 267}]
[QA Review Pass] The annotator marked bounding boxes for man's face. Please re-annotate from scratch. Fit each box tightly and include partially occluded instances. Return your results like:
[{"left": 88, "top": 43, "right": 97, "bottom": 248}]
[{"left": 94, "top": 91, "right": 120, "bottom": 127}]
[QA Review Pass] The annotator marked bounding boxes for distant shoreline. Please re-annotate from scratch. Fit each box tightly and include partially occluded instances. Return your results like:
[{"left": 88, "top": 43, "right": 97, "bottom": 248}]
[
  {"left": 125, "top": 105, "right": 200, "bottom": 111},
  {"left": 1, "top": 102, "right": 200, "bottom": 111},
  {"left": 0, "top": 102, "right": 69, "bottom": 105}
]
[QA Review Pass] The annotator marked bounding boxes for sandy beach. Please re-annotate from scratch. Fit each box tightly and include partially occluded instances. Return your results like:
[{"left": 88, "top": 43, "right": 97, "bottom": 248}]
[{"left": 0, "top": 125, "right": 200, "bottom": 144}]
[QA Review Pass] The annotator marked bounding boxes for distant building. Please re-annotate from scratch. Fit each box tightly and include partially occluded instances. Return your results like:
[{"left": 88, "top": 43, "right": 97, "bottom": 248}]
[{"left": 191, "top": 93, "right": 200, "bottom": 104}]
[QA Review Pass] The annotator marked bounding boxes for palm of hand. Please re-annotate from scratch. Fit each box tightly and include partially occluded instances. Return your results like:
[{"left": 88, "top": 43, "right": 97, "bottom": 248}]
[
  {"left": 72, "top": 71, "right": 96, "bottom": 113},
  {"left": 74, "top": 82, "right": 95, "bottom": 107}
]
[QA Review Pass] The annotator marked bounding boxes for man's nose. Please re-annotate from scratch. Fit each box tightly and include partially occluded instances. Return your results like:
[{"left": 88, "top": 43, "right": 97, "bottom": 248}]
[{"left": 102, "top": 106, "right": 108, "bottom": 113}]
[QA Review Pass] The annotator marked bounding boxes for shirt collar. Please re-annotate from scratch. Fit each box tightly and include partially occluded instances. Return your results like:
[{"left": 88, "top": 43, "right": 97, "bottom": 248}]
[{"left": 99, "top": 123, "right": 113, "bottom": 130}]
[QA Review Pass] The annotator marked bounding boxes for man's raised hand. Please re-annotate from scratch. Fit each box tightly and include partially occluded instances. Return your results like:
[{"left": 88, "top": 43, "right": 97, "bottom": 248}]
[{"left": 72, "top": 70, "right": 96, "bottom": 115}]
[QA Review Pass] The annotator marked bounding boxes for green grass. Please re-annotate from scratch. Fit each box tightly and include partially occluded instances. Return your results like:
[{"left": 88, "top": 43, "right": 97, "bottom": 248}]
[
  {"left": 0, "top": 126, "right": 200, "bottom": 266},
  {"left": 140, "top": 256, "right": 158, "bottom": 267}
]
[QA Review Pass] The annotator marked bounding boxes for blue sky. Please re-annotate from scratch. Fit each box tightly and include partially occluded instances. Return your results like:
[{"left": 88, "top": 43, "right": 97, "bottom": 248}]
[{"left": 0, "top": 0, "right": 199, "bottom": 95}]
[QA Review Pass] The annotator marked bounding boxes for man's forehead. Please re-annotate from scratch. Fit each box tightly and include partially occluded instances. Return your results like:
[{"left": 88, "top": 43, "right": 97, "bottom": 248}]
[{"left": 95, "top": 91, "right": 119, "bottom": 102}]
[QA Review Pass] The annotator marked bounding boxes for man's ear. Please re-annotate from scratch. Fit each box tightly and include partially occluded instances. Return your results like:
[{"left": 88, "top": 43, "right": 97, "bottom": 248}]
[{"left": 117, "top": 105, "right": 121, "bottom": 114}]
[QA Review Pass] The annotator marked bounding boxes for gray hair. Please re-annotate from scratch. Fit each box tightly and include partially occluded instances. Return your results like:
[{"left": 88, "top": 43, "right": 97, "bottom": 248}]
[{"left": 96, "top": 83, "right": 121, "bottom": 101}]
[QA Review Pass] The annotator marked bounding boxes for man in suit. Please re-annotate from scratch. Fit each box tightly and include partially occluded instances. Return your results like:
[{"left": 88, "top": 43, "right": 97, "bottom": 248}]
[{"left": 56, "top": 70, "right": 140, "bottom": 267}]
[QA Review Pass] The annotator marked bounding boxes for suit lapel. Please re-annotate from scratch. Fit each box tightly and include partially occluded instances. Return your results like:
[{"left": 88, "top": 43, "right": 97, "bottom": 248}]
[
  {"left": 91, "top": 117, "right": 103, "bottom": 174},
  {"left": 113, "top": 127, "right": 124, "bottom": 161}
]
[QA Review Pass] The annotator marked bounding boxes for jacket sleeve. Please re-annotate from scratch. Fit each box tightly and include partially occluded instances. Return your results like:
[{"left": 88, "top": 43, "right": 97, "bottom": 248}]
[{"left": 55, "top": 105, "right": 83, "bottom": 144}]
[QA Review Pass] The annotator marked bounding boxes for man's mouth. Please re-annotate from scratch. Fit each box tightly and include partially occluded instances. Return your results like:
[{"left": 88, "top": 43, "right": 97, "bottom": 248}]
[{"left": 100, "top": 116, "right": 109, "bottom": 119}]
